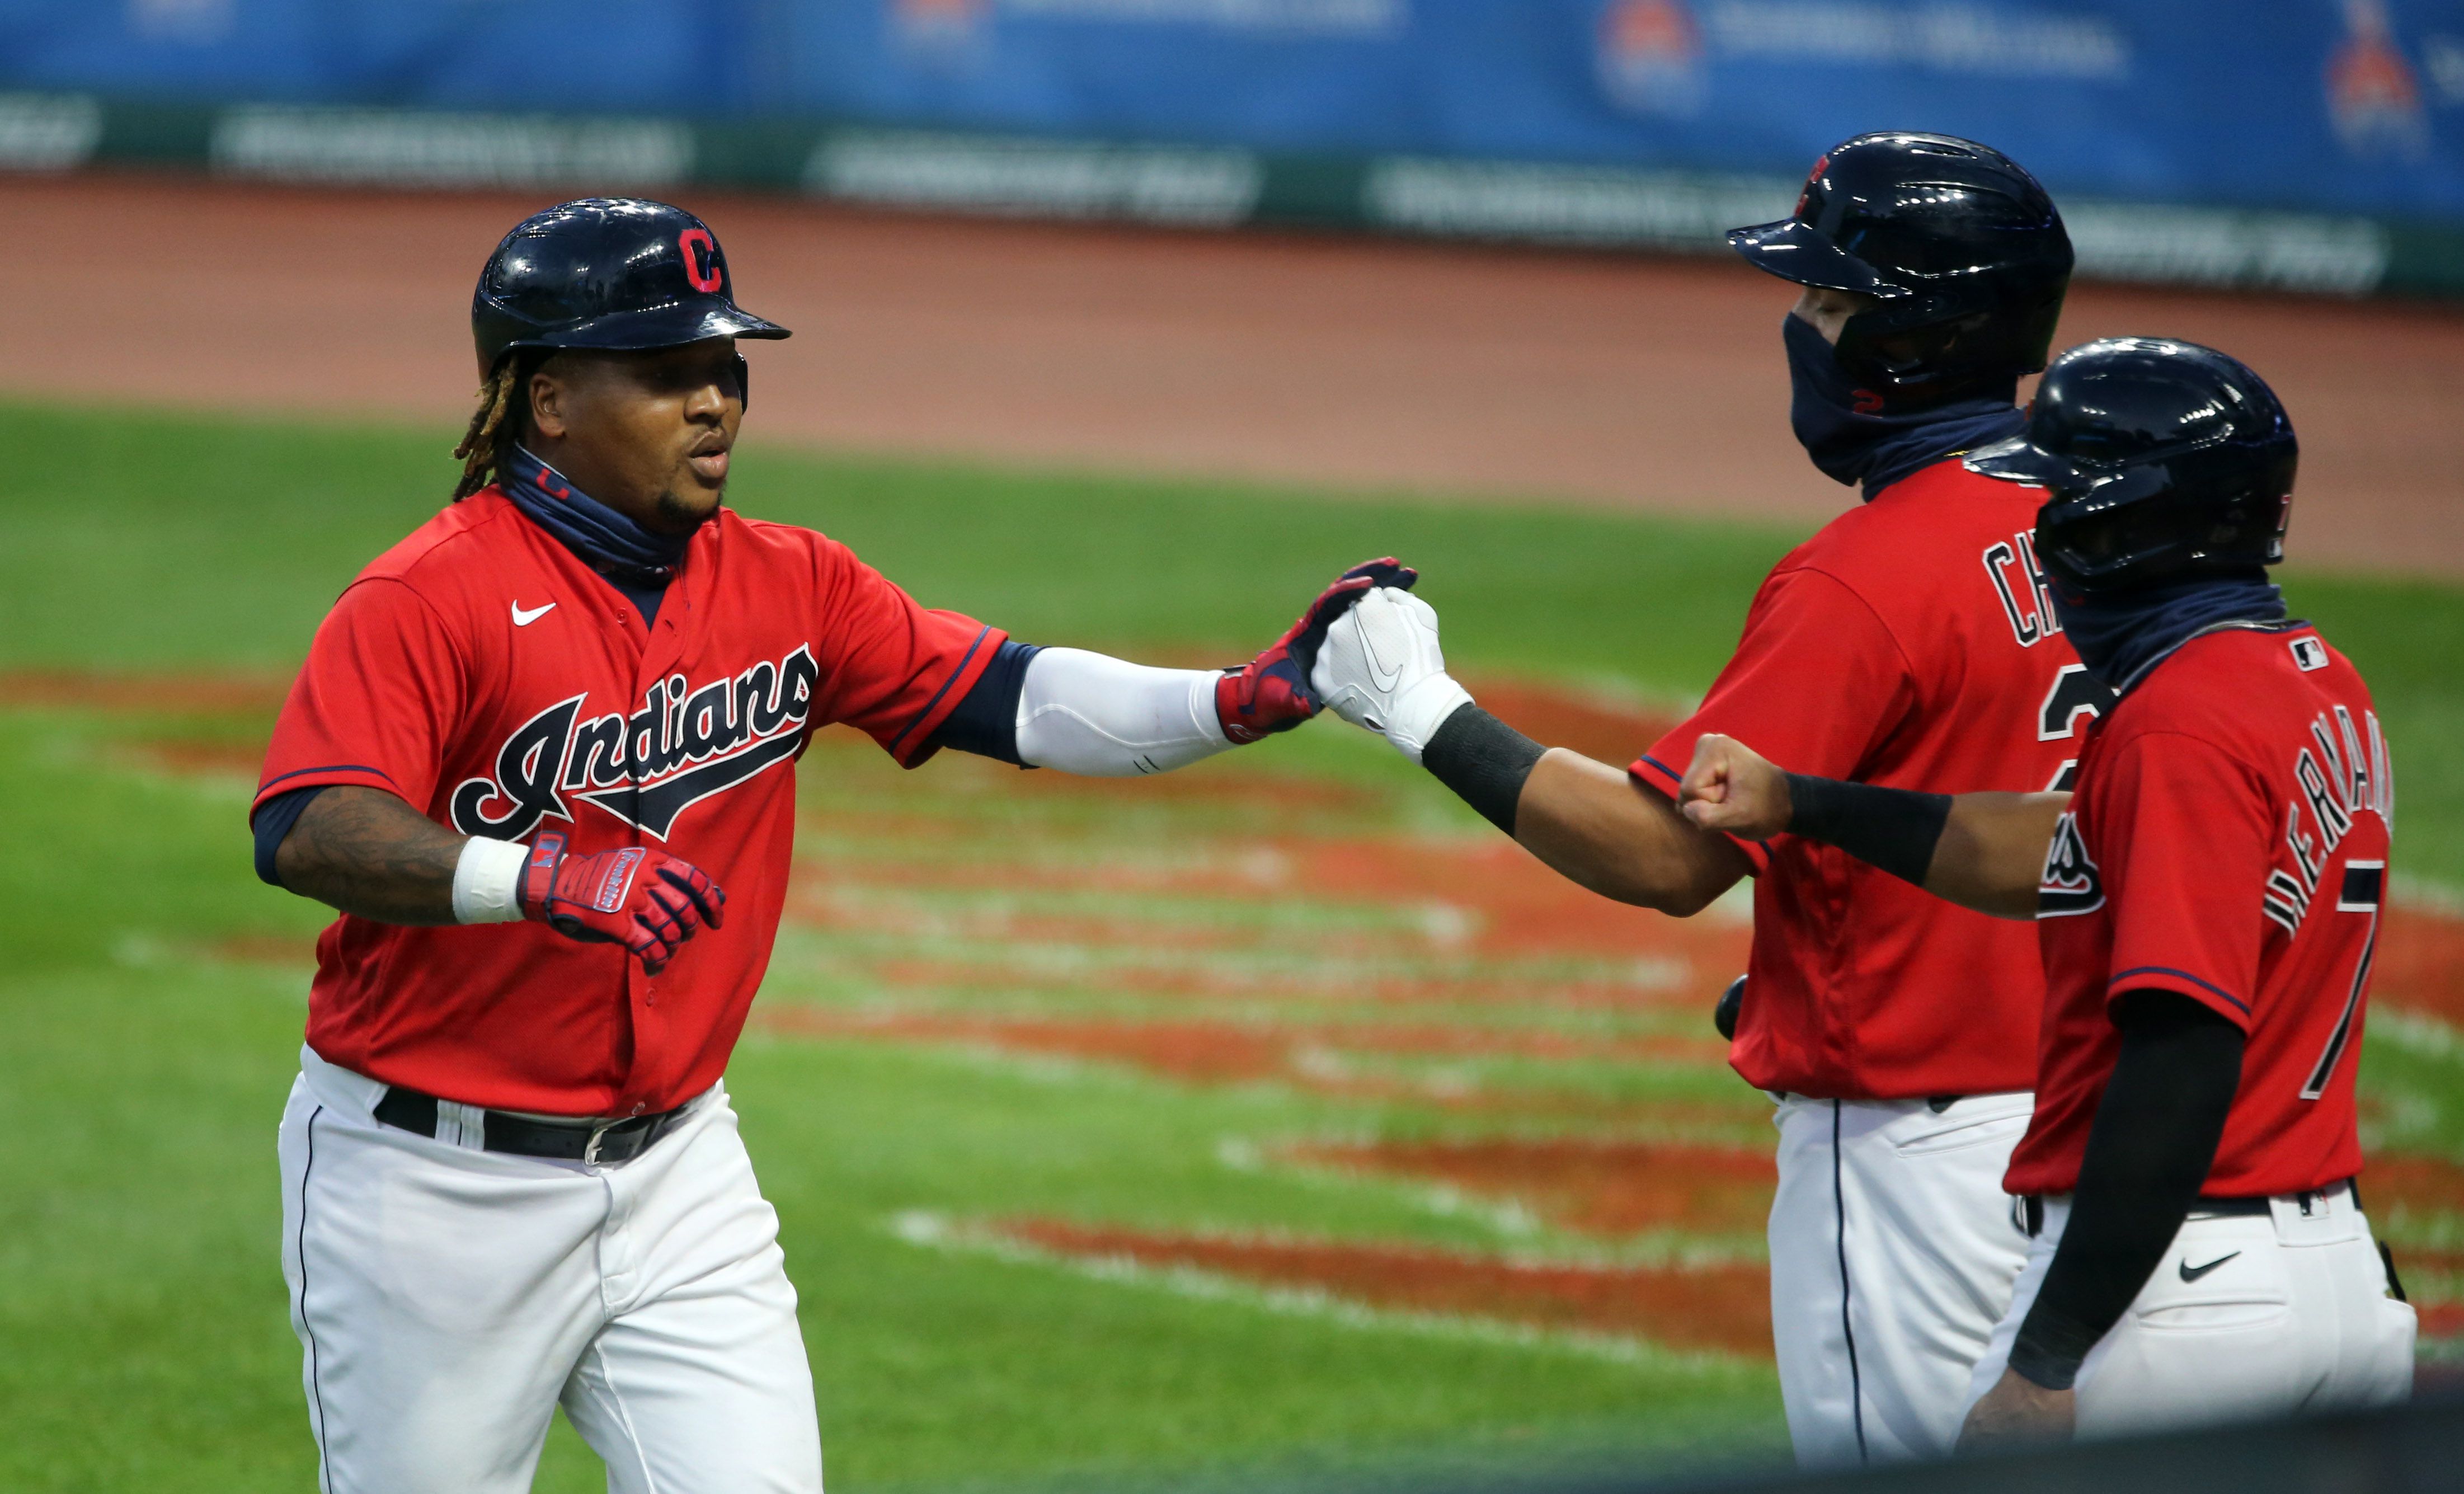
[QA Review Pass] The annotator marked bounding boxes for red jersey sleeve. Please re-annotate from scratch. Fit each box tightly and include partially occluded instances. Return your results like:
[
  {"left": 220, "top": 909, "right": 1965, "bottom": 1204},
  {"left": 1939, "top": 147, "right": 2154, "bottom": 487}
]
[
  {"left": 1630, "top": 566, "right": 1917, "bottom": 874},
  {"left": 253, "top": 577, "right": 470, "bottom": 820},
  {"left": 2096, "top": 731, "right": 2274, "bottom": 1030},
  {"left": 807, "top": 541, "right": 1006, "bottom": 767}
]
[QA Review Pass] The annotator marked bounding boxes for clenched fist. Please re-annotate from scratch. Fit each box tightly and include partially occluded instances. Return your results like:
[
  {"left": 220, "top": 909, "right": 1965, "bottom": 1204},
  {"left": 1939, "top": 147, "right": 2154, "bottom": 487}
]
[{"left": 1677, "top": 733, "right": 1794, "bottom": 840}]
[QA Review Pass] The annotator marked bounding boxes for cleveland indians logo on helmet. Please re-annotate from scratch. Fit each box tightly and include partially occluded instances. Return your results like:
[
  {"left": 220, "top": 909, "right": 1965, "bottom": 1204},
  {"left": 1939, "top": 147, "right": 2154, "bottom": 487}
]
[
  {"left": 1794, "top": 153, "right": 1829, "bottom": 217},
  {"left": 451, "top": 646, "right": 820, "bottom": 842},
  {"left": 678, "top": 228, "right": 723, "bottom": 294}
]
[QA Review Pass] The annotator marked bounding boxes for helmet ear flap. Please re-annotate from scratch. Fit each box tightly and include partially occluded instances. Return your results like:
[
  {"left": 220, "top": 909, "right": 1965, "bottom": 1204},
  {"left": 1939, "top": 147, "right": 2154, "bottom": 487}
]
[{"left": 733, "top": 351, "right": 751, "bottom": 412}]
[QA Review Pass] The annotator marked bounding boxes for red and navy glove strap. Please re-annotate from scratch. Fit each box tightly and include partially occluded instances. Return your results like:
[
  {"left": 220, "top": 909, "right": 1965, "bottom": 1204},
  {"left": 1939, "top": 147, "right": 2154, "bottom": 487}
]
[{"left": 519, "top": 833, "right": 570, "bottom": 921}]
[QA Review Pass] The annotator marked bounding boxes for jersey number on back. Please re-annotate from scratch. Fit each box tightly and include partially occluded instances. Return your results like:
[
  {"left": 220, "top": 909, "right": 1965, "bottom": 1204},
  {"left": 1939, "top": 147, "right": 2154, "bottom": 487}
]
[
  {"left": 2035, "top": 664, "right": 2114, "bottom": 792},
  {"left": 2300, "top": 861, "right": 2382, "bottom": 1100}
]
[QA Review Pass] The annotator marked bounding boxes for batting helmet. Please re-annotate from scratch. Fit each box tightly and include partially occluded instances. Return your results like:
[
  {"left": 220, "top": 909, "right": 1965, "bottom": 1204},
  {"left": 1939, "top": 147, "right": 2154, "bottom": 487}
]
[
  {"left": 1965, "top": 338, "right": 2297, "bottom": 594},
  {"left": 1729, "top": 133, "right": 2072, "bottom": 405},
  {"left": 470, "top": 198, "right": 789, "bottom": 380}
]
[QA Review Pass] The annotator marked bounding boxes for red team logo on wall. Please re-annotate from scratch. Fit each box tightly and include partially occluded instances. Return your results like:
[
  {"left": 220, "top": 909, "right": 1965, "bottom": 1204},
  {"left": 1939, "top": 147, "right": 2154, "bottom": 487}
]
[
  {"left": 893, "top": 0, "right": 991, "bottom": 59},
  {"left": 1597, "top": 0, "right": 1705, "bottom": 118},
  {"left": 2327, "top": 0, "right": 2429, "bottom": 158}
]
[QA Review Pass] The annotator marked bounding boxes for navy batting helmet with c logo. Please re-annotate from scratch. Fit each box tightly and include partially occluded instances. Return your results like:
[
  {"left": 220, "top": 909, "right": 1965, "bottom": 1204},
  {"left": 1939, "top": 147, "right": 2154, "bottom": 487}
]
[{"left": 470, "top": 199, "right": 790, "bottom": 379}]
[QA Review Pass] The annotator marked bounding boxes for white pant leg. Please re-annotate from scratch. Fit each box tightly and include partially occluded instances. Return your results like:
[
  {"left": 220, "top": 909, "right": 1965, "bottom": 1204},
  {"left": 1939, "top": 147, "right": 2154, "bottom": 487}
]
[
  {"left": 1767, "top": 1098, "right": 1856, "bottom": 1466},
  {"left": 558, "top": 1090, "right": 823, "bottom": 1494},
  {"left": 1969, "top": 1188, "right": 2415, "bottom": 1439},
  {"left": 278, "top": 1052, "right": 822, "bottom": 1494},
  {"left": 279, "top": 1059, "right": 615, "bottom": 1494},
  {"left": 1769, "top": 1094, "right": 2033, "bottom": 1468}
]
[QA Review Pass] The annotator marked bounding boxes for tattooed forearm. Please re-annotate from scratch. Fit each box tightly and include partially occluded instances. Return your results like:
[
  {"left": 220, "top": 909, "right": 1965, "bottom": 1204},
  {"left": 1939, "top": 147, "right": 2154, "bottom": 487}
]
[{"left": 274, "top": 786, "right": 467, "bottom": 925}]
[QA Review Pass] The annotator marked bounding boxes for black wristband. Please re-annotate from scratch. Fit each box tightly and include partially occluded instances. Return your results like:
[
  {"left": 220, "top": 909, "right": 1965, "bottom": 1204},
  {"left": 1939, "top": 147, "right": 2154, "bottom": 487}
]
[
  {"left": 1781, "top": 773, "right": 1952, "bottom": 886},
  {"left": 1422, "top": 703, "right": 1546, "bottom": 835}
]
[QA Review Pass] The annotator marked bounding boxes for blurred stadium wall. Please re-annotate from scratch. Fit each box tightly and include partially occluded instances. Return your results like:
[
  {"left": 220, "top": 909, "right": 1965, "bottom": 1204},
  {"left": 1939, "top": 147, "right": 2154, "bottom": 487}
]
[{"left": 3, "top": 0, "right": 2463, "bottom": 295}]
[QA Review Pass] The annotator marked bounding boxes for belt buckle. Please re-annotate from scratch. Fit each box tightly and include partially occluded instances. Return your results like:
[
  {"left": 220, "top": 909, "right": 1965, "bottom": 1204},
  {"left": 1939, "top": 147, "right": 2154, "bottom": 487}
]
[{"left": 582, "top": 1120, "right": 619, "bottom": 1168}]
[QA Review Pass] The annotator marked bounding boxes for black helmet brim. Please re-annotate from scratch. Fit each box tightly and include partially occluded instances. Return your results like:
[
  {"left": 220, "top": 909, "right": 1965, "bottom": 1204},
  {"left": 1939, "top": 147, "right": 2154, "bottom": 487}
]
[
  {"left": 1963, "top": 435, "right": 2080, "bottom": 488},
  {"left": 500, "top": 303, "right": 792, "bottom": 367},
  {"left": 1726, "top": 218, "right": 1910, "bottom": 298}
]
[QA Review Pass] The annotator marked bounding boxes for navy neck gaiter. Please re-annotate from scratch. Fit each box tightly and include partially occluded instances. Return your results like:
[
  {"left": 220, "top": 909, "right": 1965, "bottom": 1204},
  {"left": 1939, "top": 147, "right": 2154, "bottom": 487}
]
[
  {"left": 500, "top": 444, "right": 695, "bottom": 591},
  {"left": 2050, "top": 572, "right": 2289, "bottom": 694},
  {"left": 1783, "top": 314, "right": 2026, "bottom": 500}
]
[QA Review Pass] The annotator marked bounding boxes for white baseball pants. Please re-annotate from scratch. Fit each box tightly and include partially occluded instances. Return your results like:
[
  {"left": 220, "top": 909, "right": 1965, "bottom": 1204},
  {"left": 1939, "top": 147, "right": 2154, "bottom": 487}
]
[
  {"left": 1965, "top": 1186, "right": 2415, "bottom": 1436},
  {"left": 1769, "top": 1092, "right": 2035, "bottom": 1468},
  {"left": 278, "top": 1047, "right": 824, "bottom": 1494}
]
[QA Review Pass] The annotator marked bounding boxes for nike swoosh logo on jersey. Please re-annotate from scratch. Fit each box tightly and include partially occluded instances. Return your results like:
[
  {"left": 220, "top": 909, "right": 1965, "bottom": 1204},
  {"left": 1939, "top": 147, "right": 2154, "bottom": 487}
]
[
  {"left": 2179, "top": 1251, "right": 2240, "bottom": 1282},
  {"left": 511, "top": 602, "right": 556, "bottom": 627}
]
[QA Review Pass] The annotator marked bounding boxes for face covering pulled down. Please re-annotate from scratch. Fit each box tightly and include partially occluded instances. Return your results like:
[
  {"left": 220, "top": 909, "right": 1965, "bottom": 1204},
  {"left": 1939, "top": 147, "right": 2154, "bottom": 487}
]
[
  {"left": 2050, "top": 573, "right": 2288, "bottom": 694},
  {"left": 499, "top": 443, "right": 695, "bottom": 591},
  {"left": 1783, "top": 313, "right": 2026, "bottom": 499}
]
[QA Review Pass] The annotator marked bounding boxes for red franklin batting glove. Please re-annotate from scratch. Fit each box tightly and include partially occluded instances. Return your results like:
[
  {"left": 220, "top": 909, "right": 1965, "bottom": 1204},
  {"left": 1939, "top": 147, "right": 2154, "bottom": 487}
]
[
  {"left": 1215, "top": 557, "right": 1417, "bottom": 745},
  {"left": 519, "top": 832, "right": 726, "bottom": 975}
]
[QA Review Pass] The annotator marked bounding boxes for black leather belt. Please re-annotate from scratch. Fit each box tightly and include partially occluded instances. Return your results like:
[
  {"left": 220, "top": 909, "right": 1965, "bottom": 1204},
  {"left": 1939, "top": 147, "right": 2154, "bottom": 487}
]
[
  {"left": 373, "top": 1086, "right": 691, "bottom": 1166},
  {"left": 2020, "top": 1178, "right": 2355, "bottom": 1237},
  {"left": 2190, "top": 1179, "right": 2354, "bottom": 1219}
]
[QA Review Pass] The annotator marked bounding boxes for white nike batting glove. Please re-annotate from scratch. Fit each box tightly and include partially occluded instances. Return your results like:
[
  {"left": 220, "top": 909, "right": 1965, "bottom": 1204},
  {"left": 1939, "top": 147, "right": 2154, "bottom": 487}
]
[{"left": 1309, "top": 586, "right": 1473, "bottom": 764}]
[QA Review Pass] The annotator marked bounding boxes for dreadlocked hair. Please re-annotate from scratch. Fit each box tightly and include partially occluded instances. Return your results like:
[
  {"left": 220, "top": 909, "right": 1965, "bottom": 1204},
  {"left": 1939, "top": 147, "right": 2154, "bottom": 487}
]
[{"left": 450, "top": 353, "right": 534, "bottom": 501}]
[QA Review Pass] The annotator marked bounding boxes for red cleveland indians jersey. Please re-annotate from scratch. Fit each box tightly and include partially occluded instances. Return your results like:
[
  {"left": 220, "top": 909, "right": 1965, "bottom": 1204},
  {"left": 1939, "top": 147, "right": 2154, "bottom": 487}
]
[
  {"left": 2006, "top": 624, "right": 2390, "bottom": 1199},
  {"left": 253, "top": 489, "right": 1003, "bottom": 1115},
  {"left": 1632, "top": 458, "right": 2105, "bottom": 1100}
]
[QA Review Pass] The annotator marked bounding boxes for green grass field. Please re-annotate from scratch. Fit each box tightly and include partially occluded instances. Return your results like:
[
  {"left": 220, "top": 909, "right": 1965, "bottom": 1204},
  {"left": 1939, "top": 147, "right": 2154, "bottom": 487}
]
[{"left": 3, "top": 402, "right": 2461, "bottom": 1491}]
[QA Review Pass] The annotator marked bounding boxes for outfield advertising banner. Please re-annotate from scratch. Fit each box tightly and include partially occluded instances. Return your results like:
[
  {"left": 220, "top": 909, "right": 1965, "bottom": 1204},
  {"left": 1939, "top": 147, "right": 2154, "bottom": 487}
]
[
  {"left": 6, "top": 1, "right": 2462, "bottom": 224},
  {"left": 811, "top": 0, "right": 2464, "bottom": 224},
  {"left": 5, "top": 3, "right": 2464, "bottom": 293}
]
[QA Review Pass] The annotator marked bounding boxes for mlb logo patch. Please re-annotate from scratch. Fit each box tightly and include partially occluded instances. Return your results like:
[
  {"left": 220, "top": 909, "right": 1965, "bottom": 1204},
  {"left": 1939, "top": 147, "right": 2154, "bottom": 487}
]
[{"left": 2290, "top": 637, "right": 2330, "bottom": 671}]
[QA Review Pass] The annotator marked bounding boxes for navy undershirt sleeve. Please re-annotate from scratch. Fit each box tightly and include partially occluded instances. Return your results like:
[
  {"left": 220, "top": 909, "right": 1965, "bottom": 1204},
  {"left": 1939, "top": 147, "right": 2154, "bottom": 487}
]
[
  {"left": 925, "top": 640, "right": 1043, "bottom": 766},
  {"left": 251, "top": 785, "right": 327, "bottom": 889}
]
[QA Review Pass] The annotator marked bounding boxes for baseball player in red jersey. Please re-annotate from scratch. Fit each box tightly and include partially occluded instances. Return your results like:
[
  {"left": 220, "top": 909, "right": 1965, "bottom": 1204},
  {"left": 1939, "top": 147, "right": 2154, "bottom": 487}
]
[
  {"left": 249, "top": 198, "right": 1412, "bottom": 1494},
  {"left": 1680, "top": 338, "right": 2415, "bottom": 1447},
  {"left": 1310, "top": 134, "right": 2095, "bottom": 1465}
]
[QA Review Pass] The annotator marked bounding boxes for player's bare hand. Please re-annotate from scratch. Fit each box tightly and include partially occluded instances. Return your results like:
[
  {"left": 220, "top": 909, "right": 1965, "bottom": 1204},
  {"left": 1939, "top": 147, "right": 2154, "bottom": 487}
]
[
  {"left": 1955, "top": 1367, "right": 2076, "bottom": 1452},
  {"left": 1216, "top": 557, "right": 1417, "bottom": 744},
  {"left": 1677, "top": 734, "right": 1791, "bottom": 839},
  {"left": 519, "top": 833, "right": 726, "bottom": 975}
]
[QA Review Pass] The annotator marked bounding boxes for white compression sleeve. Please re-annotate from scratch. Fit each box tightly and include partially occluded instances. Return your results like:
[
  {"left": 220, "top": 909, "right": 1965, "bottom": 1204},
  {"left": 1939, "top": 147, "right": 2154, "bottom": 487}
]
[{"left": 1012, "top": 647, "right": 1233, "bottom": 777}]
